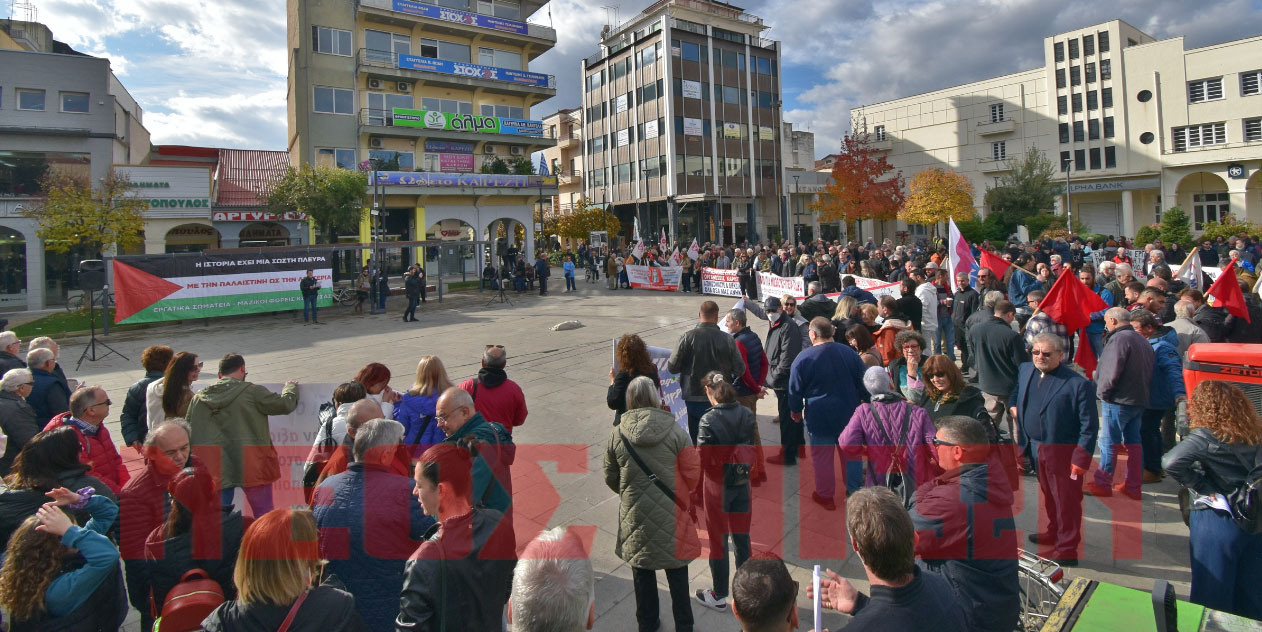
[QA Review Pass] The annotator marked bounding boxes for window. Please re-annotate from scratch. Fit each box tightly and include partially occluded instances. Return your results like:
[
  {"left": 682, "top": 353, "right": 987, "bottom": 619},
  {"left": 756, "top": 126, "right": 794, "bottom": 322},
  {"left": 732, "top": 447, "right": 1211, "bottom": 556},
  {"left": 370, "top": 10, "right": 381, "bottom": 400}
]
[
  {"left": 1089, "top": 147, "right": 1101, "bottom": 169},
  {"left": 1070, "top": 65, "right": 1081, "bottom": 86},
  {"left": 1073, "top": 120, "right": 1084, "bottom": 142},
  {"left": 1103, "top": 116, "right": 1114, "bottom": 138},
  {"left": 680, "top": 41, "right": 700, "bottom": 62},
  {"left": 479, "top": 47, "right": 522, "bottom": 69},
  {"left": 1100, "top": 59, "right": 1111, "bottom": 80},
  {"left": 16, "top": 88, "right": 44, "bottom": 111},
  {"left": 1171, "top": 122, "right": 1227, "bottom": 151},
  {"left": 1059, "top": 122, "right": 1070, "bottom": 144},
  {"left": 712, "top": 27, "right": 745, "bottom": 44},
  {"left": 1104, "top": 146, "right": 1116, "bottom": 168},
  {"left": 60, "top": 92, "right": 89, "bottom": 113},
  {"left": 312, "top": 26, "right": 352, "bottom": 56},
  {"left": 422, "top": 98, "right": 472, "bottom": 114},
  {"left": 1054, "top": 42, "right": 1064, "bottom": 63},
  {"left": 1068, "top": 38, "right": 1079, "bottom": 59},
  {"left": 316, "top": 148, "right": 356, "bottom": 170},
  {"left": 479, "top": 104, "right": 524, "bottom": 119},
  {"left": 1188, "top": 77, "right": 1224, "bottom": 103},
  {"left": 1072, "top": 92, "right": 1082, "bottom": 113},
  {"left": 366, "top": 93, "right": 414, "bottom": 125},
  {"left": 755, "top": 56, "right": 773, "bottom": 75},
  {"left": 586, "top": 71, "right": 603, "bottom": 92},
  {"left": 990, "top": 103, "right": 1004, "bottom": 123},
  {"left": 589, "top": 135, "right": 605, "bottom": 153},
  {"left": 313, "top": 86, "right": 353, "bottom": 114},
  {"left": 1056, "top": 68, "right": 1066, "bottom": 89},
  {"left": 1098, "top": 30, "right": 1110, "bottom": 52},
  {"left": 1074, "top": 149, "right": 1085, "bottom": 170},
  {"left": 1085, "top": 62, "right": 1096, "bottom": 83},
  {"left": 369, "top": 150, "right": 414, "bottom": 171},
  {"left": 418, "top": 38, "right": 469, "bottom": 63},
  {"left": 757, "top": 90, "right": 774, "bottom": 108},
  {"left": 365, "top": 30, "right": 411, "bottom": 63},
  {"left": 1057, "top": 95, "right": 1068, "bottom": 115},
  {"left": 1087, "top": 90, "right": 1098, "bottom": 110},
  {"left": 1088, "top": 118, "right": 1100, "bottom": 140},
  {"left": 1084, "top": 34, "right": 1095, "bottom": 56},
  {"left": 1102, "top": 87, "right": 1113, "bottom": 108},
  {"left": 1060, "top": 151, "right": 1071, "bottom": 172},
  {"left": 1193, "top": 192, "right": 1229, "bottom": 230},
  {"left": 1244, "top": 117, "right": 1261, "bottom": 142},
  {"left": 991, "top": 141, "right": 1006, "bottom": 161},
  {"left": 874, "top": 125, "right": 886, "bottom": 141},
  {"left": 1243, "top": 70, "right": 1261, "bottom": 96}
]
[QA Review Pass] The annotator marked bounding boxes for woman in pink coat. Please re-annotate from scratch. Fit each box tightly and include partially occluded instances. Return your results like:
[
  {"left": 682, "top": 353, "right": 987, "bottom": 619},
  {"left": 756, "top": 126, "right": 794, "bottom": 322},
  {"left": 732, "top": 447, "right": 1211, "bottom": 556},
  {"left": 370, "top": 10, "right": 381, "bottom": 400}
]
[{"left": 839, "top": 365, "right": 938, "bottom": 498}]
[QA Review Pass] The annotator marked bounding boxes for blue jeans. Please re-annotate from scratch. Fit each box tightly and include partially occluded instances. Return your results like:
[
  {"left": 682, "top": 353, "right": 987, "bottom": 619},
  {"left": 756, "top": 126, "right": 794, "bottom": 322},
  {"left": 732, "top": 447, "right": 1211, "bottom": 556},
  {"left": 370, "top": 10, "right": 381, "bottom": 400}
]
[
  {"left": 303, "top": 294, "right": 318, "bottom": 322},
  {"left": 1189, "top": 508, "right": 1262, "bottom": 619},
  {"left": 565, "top": 274, "right": 576, "bottom": 291},
  {"left": 806, "top": 430, "right": 864, "bottom": 499},
  {"left": 685, "top": 400, "right": 709, "bottom": 444},
  {"left": 221, "top": 484, "right": 274, "bottom": 516},
  {"left": 1085, "top": 328, "right": 1104, "bottom": 358},
  {"left": 1094, "top": 402, "right": 1144, "bottom": 494},
  {"left": 935, "top": 317, "right": 955, "bottom": 360}
]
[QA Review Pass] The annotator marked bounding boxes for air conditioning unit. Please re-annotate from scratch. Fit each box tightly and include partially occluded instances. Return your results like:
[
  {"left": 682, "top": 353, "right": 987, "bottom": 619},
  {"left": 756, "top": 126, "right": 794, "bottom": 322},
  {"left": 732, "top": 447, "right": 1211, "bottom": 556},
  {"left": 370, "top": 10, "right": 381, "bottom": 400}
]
[
  {"left": 368, "top": 78, "right": 384, "bottom": 90},
  {"left": 369, "top": 137, "right": 384, "bottom": 149},
  {"left": 509, "top": 146, "right": 523, "bottom": 156},
  {"left": 483, "top": 144, "right": 497, "bottom": 154},
  {"left": 397, "top": 82, "right": 411, "bottom": 92}
]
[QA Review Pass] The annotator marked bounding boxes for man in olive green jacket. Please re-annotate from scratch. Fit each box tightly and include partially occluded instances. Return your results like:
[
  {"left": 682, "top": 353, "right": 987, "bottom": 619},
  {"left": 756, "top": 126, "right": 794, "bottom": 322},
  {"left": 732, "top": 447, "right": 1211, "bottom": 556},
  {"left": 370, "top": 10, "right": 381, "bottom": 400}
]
[{"left": 187, "top": 352, "right": 298, "bottom": 515}]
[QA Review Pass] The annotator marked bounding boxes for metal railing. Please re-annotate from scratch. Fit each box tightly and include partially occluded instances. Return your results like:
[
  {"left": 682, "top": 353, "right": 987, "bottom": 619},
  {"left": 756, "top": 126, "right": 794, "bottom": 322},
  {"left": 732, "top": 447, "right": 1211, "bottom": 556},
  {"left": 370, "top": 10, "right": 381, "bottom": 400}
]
[
  {"left": 357, "top": 0, "right": 557, "bottom": 39},
  {"left": 358, "top": 48, "right": 557, "bottom": 89},
  {"left": 546, "top": 129, "right": 582, "bottom": 140}
]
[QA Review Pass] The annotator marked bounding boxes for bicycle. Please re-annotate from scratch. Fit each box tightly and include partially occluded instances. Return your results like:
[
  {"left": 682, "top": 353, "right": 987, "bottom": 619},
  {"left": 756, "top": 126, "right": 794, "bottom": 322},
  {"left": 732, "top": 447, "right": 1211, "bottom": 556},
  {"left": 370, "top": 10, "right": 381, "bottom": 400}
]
[
  {"left": 1016, "top": 548, "right": 1067, "bottom": 631},
  {"left": 585, "top": 261, "right": 600, "bottom": 283},
  {"left": 65, "top": 289, "right": 114, "bottom": 313},
  {"left": 330, "top": 286, "right": 358, "bottom": 306}
]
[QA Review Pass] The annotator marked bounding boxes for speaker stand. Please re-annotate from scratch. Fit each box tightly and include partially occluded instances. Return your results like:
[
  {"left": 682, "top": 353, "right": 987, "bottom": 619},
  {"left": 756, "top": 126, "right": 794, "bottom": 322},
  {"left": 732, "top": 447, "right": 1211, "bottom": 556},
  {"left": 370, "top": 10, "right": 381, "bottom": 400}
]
[{"left": 76, "top": 291, "right": 128, "bottom": 370}]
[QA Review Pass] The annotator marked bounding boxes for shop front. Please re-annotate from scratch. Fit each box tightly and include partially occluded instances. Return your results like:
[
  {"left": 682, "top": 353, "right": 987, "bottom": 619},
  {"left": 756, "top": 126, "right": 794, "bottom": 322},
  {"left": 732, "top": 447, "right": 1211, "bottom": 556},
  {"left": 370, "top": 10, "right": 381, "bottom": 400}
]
[{"left": 211, "top": 210, "right": 309, "bottom": 249}]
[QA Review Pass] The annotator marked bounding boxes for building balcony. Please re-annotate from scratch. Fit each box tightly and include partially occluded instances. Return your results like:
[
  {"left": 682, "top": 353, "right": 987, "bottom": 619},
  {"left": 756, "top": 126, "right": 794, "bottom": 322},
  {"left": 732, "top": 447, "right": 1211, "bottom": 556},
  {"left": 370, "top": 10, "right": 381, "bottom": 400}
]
[
  {"left": 359, "top": 108, "right": 557, "bottom": 152},
  {"left": 976, "top": 118, "right": 1016, "bottom": 136},
  {"left": 358, "top": 49, "right": 556, "bottom": 103},
  {"left": 358, "top": 0, "right": 557, "bottom": 51},
  {"left": 370, "top": 170, "right": 558, "bottom": 197},
  {"left": 869, "top": 138, "right": 892, "bottom": 151},
  {"left": 546, "top": 128, "right": 581, "bottom": 148},
  {"left": 557, "top": 169, "right": 582, "bottom": 185},
  {"left": 978, "top": 158, "right": 1011, "bottom": 173}
]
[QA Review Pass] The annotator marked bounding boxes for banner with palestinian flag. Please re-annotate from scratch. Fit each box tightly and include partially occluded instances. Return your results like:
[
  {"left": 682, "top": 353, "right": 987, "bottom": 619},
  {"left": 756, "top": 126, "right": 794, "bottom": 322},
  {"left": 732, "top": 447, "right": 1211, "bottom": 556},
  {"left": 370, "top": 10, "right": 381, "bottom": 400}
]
[{"left": 112, "top": 253, "right": 333, "bottom": 324}]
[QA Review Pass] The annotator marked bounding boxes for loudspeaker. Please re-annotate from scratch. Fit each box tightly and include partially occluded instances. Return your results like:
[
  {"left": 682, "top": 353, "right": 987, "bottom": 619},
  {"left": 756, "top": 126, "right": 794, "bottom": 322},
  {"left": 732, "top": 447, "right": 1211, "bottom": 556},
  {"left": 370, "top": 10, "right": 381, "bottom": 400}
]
[{"left": 78, "top": 260, "right": 106, "bottom": 291}]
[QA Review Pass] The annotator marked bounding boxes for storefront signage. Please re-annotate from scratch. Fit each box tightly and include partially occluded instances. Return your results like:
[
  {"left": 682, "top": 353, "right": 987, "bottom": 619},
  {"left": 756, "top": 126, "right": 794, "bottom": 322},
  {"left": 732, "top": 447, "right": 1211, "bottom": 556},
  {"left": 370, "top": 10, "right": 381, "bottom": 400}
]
[
  {"left": 397, "top": 55, "right": 552, "bottom": 88},
  {"left": 392, "top": 108, "right": 545, "bottom": 137},
  {"left": 1228, "top": 163, "right": 1247, "bottom": 179},
  {"left": 723, "top": 122, "right": 741, "bottom": 139},
  {"left": 240, "top": 224, "right": 291, "bottom": 240},
  {"left": 377, "top": 171, "right": 557, "bottom": 188},
  {"left": 167, "top": 225, "right": 217, "bottom": 237},
  {"left": 1065, "top": 177, "right": 1160, "bottom": 194},
  {"left": 683, "top": 117, "right": 703, "bottom": 136},
  {"left": 128, "top": 181, "right": 171, "bottom": 188},
  {"left": 212, "top": 211, "right": 308, "bottom": 222},
  {"left": 391, "top": 0, "right": 528, "bottom": 34},
  {"left": 681, "top": 79, "right": 702, "bottom": 100},
  {"left": 114, "top": 165, "right": 212, "bottom": 214},
  {"left": 439, "top": 153, "right": 475, "bottom": 172},
  {"left": 645, "top": 120, "right": 659, "bottom": 140},
  {"left": 424, "top": 141, "right": 474, "bottom": 154}
]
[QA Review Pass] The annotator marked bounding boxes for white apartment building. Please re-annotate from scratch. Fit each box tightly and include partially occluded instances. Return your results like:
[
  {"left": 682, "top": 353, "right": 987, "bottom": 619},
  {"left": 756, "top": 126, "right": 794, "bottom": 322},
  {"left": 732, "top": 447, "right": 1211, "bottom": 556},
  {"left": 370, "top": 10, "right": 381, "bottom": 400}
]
[{"left": 850, "top": 19, "right": 1262, "bottom": 241}]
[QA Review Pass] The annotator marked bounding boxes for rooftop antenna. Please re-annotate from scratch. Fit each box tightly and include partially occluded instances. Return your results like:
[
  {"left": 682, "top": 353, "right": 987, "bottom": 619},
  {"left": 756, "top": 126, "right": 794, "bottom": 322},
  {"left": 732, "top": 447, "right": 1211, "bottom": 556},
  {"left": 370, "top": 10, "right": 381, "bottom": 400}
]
[{"left": 9, "top": 0, "right": 37, "bottom": 21}]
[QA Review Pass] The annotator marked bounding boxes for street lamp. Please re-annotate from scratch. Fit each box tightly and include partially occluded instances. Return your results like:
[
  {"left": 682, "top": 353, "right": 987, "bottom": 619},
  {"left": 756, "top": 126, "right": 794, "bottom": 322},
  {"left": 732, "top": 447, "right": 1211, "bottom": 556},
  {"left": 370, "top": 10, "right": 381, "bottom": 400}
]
[
  {"left": 716, "top": 183, "right": 725, "bottom": 248},
  {"left": 368, "top": 159, "right": 386, "bottom": 315},
  {"left": 792, "top": 174, "right": 801, "bottom": 246},
  {"left": 1063, "top": 157, "right": 1073, "bottom": 233}
]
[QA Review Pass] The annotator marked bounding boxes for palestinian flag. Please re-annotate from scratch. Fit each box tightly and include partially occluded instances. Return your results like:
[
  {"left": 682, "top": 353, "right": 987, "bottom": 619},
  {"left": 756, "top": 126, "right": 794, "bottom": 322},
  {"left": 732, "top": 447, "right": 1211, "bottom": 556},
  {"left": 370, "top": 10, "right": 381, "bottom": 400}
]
[{"left": 113, "top": 253, "right": 334, "bottom": 324}]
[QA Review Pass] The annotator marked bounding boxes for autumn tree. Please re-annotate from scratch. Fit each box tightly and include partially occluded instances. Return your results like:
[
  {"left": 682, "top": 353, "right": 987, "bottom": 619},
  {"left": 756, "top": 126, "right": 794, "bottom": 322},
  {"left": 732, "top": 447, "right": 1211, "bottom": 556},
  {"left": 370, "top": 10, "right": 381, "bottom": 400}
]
[
  {"left": 899, "top": 168, "right": 975, "bottom": 235},
  {"left": 266, "top": 165, "right": 367, "bottom": 244},
  {"left": 22, "top": 171, "right": 147, "bottom": 256},
  {"left": 548, "top": 197, "right": 621, "bottom": 243},
  {"left": 811, "top": 130, "right": 904, "bottom": 227}
]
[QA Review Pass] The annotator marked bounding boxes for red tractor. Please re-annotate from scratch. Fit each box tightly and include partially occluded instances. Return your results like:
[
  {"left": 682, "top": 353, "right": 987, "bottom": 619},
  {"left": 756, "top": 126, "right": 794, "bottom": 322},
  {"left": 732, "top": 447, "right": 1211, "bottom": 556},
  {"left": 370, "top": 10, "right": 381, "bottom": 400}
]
[{"left": 1184, "top": 343, "right": 1262, "bottom": 414}]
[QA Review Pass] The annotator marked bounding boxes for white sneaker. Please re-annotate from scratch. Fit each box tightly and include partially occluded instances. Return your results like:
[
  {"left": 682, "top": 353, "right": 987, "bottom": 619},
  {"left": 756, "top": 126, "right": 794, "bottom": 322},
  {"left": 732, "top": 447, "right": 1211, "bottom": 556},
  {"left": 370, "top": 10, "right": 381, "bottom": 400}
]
[{"left": 695, "top": 588, "right": 728, "bottom": 611}]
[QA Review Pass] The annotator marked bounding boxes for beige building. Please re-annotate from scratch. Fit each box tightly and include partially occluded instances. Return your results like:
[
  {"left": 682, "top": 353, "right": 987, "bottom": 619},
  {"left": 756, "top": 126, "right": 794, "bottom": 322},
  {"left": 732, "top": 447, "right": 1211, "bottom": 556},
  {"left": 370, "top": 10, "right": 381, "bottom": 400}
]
[
  {"left": 850, "top": 19, "right": 1262, "bottom": 241},
  {"left": 286, "top": 0, "right": 558, "bottom": 276},
  {"left": 540, "top": 107, "right": 584, "bottom": 222}
]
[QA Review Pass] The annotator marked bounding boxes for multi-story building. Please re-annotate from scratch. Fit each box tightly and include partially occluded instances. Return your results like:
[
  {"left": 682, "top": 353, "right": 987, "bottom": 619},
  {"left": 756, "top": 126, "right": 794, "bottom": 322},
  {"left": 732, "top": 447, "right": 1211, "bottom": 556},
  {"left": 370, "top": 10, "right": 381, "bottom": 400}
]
[
  {"left": 581, "top": 0, "right": 785, "bottom": 247},
  {"left": 0, "top": 18, "right": 150, "bottom": 311},
  {"left": 540, "top": 107, "right": 584, "bottom": 247},
  {"left": 850, "top": 19, "right": 1262, "bottom": 241},
  {"left": 286, "top": 0, "right": 559, "bottom": 276}
]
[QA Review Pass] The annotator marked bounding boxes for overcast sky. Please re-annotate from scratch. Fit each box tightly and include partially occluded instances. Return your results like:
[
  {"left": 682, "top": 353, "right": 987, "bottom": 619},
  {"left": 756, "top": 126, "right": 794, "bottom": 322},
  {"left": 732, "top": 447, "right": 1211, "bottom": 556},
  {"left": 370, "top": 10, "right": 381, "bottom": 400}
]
[{"left": 21, "top": 0, "right": 1261, "bottom": 158}]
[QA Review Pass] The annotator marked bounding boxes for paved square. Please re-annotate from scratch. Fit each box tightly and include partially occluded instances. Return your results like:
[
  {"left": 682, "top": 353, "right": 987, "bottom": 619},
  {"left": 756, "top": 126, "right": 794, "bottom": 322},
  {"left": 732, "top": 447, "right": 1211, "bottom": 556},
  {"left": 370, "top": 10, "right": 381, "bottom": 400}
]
[{"left": 64, "top": 282, "right": 1195, "bottom": 631}]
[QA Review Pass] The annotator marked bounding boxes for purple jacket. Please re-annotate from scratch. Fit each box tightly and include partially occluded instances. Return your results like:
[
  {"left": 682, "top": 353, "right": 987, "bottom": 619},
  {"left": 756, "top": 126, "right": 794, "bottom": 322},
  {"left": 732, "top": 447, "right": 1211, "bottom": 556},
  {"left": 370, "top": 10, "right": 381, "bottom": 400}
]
[{"left": 839, "top": 394, "right": 938, "bottom": 489}]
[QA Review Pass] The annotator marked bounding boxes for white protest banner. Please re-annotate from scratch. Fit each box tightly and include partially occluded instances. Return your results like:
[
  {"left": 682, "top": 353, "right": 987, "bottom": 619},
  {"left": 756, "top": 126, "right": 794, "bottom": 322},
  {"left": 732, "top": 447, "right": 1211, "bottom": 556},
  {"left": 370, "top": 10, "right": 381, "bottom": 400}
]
[
  {"left": 627, "top": 264, "right": 682, "bottom": 291},
  {"left": 840, "top": 273, "right": 902, "bottom": 299},
  {"left": 756, "top": 271, "right": 804, "bottom": 301},
  {"left": 701, "top": 267, "right": 742, "bottom": 297},
  {"left": 612, "top": 341, "right": 687, "bottom": 431}
]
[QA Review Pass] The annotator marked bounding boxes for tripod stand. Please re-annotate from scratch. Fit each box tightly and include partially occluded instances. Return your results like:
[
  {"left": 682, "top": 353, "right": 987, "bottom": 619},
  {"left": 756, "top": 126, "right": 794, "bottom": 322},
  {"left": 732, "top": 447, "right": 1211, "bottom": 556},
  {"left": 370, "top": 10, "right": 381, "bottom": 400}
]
[
  {"left": 486, "top": 275, "right": 514, "bottom": 307},
  {"left": 76, "top": 289, "right": 129, "bottom": 370}
]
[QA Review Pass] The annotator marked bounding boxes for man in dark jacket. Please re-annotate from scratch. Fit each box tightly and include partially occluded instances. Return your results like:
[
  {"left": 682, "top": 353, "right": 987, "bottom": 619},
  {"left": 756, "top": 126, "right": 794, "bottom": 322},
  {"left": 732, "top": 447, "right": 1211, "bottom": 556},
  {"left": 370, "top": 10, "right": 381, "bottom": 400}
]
[
  {"left": 814, "top": 487, "right": 970, "bottom": 631},
  {"left": 403, "top": 265, "right": 423, "bottom": 322},
  {"left": 951, "top": 272, "right": 981, "bottom": 376},
  {"left": 313, "top": 419, "right": 434, "bottom": 631},
  {"left": 968, "top": 300, "right": 1028, "bottom": 443},
  {"left": 25, "top": 347, "right": 69, "bottom": 425},
  {"left": 764, "top": 297, "right": 804, "bottom": 466},
  {"left": 0, "top": 331, "right": 23, "bottom": 376},
  {"left": 727, "top": 309, "right": 766, "bottom": 414},
  {"left": 533, "top": 252, "right": 550, "bottom": 296},
  {"left": 798, "top": 281, "right": 836, "bottom": 321},
  {"left": 1224, "top": 281, "right": 1262, "bottom": 343},
  {"left": 912, "top": 416, "right": 1019, "bottom": 631},
  {"left": 1087, "top": 307, "right": 1154, "bottom": 501},
  {"left": 120, "top": 345, "right": 173, "bottom": 452},
  {"left": 1009, "top": 335, "right": 1098, "bottom": 565},
  {"left": 895, "top": 278, "right": 923, "bottom": 332},
  {"left": 299, "top": 267, "right": 320, "bottom": 324},
  {"left": 436, "top": 387, "right": 513, "bottom": 515},
  {"left": 839, "top": 275, "right": 877, "bottom": 305},
  {"left": 1183, "top": 289, "right": 1228, "bottom": 342},
  {"left": 668, "top": 300, "right": 746, "bottom": 442},
  {"left": 0, "top": 368, "right": 39, "bottom": 475}
]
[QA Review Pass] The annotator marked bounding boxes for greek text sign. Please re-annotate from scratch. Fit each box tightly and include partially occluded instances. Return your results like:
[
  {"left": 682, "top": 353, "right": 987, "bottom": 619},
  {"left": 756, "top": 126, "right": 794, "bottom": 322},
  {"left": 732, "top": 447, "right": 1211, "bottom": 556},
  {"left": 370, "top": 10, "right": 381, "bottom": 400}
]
[
  {"left": 391, "top": 0, "right": 528, "bottom": 34},
  {"left": 397, "top": 54, "right": 552, "bottom": 88},
  {"left": 392, "top": 108, "right": 545, "bottom": 136}
]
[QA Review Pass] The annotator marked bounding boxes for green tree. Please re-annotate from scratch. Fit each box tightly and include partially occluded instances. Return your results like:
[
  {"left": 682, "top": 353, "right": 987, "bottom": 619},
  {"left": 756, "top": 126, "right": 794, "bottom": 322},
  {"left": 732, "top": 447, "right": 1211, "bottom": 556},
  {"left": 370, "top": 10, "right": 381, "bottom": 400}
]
[
  {"left": 1134, "top": 224, "right": 1161, "bottom": 246},
  {"left": 1158, "top": 207, "right": 1194, "bottom": 250},
  {"left": 266, "top": 165, "right": 367, "bottom": 244},
  {"left": 984, "top": 148, "right": 1059, "bottom": 234},
  {"left": 480, "top": 158, "right": 511, "bottom": 174},
  {"left": 1199, "top": 214, "right": 1261, "bottom": 244},
  {"left": 22, "top": 171, "right": 146, "bottom": 255},
  {"left": 509, "top": 157, "right": 535, "bottom": 175}
]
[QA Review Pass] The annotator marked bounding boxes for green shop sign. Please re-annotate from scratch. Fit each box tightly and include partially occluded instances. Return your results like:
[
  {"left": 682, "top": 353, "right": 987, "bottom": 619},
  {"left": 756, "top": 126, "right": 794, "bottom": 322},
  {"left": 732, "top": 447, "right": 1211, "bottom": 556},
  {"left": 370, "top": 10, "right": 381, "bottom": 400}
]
[{"left": 391, "top": 108, "right": 544, "bottom": 137}]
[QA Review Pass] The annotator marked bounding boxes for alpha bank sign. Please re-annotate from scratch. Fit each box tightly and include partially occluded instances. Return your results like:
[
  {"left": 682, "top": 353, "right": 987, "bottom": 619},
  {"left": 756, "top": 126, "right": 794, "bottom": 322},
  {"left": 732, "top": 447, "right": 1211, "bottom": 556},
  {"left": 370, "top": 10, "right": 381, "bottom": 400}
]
[{"left": 1066, "top": 177, "right": 1160, "bottom": 194}]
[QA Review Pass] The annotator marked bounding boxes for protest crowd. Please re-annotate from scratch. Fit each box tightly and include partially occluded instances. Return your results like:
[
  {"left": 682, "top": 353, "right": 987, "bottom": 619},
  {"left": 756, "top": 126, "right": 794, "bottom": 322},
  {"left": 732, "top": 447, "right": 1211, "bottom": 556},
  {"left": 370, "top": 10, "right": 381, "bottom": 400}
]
[{"left": 0, "top": 228, "right": 1260, "bottom": 631}]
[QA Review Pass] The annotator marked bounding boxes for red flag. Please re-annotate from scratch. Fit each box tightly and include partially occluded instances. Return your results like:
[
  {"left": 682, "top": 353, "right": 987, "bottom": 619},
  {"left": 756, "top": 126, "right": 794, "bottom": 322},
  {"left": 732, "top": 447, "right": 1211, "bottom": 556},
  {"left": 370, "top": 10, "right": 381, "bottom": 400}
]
[
  {"left": 980, "top": 250, "right": 1011, "bottom": 280},
  {"left": 1074, "top": 328, "right": 1098, "bottom": 378},
  {"left": 1206, "top": 260, "right": 1250, "bottom": 322},
  {"left": 1039, "top": 268, "right": 1109, "bottom": 332}
]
